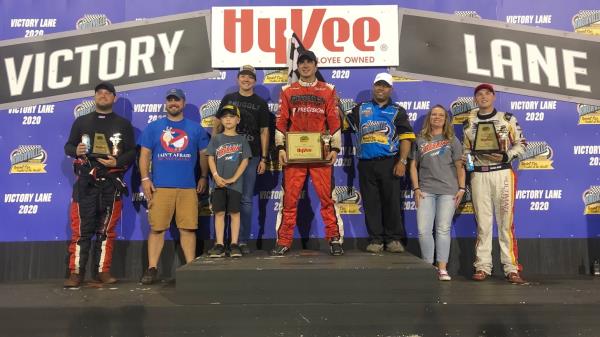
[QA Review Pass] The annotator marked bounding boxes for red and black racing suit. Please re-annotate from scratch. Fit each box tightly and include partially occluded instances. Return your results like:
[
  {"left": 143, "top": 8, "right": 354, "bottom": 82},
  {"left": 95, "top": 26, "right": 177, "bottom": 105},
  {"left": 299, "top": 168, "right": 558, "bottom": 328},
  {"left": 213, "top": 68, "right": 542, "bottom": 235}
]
[{"left": 64, "top": 111, "right": 135, "bottom": 277}]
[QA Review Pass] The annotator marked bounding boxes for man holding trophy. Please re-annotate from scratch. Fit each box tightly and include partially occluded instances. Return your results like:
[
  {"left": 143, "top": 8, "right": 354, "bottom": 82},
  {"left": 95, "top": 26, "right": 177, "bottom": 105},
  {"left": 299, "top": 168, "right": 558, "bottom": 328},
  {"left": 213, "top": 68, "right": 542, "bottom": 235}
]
[
  {"left": 273, "top": 50, "right": 344, "bottom": 256},
  {"left": 63, "top": 82, "right": 136, "bottom": 287},
  {"left": 463, "top": 83, "right": 527, "bottom": 284}
]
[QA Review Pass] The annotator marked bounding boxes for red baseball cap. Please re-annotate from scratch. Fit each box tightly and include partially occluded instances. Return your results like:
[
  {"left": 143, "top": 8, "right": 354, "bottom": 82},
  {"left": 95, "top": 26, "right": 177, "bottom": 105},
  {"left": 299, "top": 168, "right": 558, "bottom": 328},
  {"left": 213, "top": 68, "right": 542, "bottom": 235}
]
[{"left": 474, "top": 83, "right": 495, "bottom": 95}]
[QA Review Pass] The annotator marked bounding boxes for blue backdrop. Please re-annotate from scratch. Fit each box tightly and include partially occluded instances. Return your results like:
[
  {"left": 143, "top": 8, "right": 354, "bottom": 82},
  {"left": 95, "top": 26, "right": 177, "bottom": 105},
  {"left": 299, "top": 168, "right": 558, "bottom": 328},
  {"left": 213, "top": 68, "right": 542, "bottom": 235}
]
[{"left": 1, "top": 0, "right": 599, "bottom": 244}]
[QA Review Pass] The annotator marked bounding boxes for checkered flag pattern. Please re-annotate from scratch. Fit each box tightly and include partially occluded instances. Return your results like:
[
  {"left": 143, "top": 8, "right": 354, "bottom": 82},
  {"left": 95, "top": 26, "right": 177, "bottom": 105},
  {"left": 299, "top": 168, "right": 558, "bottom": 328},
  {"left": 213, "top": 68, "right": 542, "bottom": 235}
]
[
  {"left": 519, "top": 141, "right": 548, "bottom": 160},
  {"left": 287, "top": 32, "right": 325, "bottom": 84},
  {"left": 200, "top": 100, "right": 222, "bottom": 119},
  {"left": 450, "top": 97, "right": 476, "bottom": 116},
  {"left": 333, "top": 186, "right": 358, "bottom": 203},
  {"left": 572, "top": 10, "right": 600, "bottom": 29},
  {"left": 576, "top": 104, "right": 599, "bottom": 117},
  {"left": 77, "top": 14, "right": 110, "bottom": 29},
  {"left": 11, "top": 145, "right": 42, "bottom": 165},
  {"left": 454, "top": 11, "right": 481, "bottom": 19},
  {"left": 338, "top": 98, "right": 356, "bottom": 113},
  {"left": 74, "top": 100, "right": 96, "bottom": 118},
  {"left": 584, "top": 186, "right": 600, "bottom": 205}
]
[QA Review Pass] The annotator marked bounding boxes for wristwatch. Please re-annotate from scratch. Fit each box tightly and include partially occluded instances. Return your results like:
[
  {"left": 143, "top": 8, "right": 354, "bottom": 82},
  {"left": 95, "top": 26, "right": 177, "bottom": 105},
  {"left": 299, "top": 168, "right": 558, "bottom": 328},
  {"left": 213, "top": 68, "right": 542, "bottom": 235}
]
[{"left": 399, "top": 158, "right": 408, "bottom": 165}]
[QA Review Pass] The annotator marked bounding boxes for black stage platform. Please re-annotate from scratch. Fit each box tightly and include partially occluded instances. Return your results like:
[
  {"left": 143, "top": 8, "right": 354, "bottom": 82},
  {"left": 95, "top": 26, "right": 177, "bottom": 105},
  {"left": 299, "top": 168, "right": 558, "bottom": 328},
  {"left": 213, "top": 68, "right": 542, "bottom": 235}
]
[
  {"left": 176, "top": 250, "right": 437, "bottom": 305},
  {"left": 2, "top": 249, "right": 600, "bottom": 337}
]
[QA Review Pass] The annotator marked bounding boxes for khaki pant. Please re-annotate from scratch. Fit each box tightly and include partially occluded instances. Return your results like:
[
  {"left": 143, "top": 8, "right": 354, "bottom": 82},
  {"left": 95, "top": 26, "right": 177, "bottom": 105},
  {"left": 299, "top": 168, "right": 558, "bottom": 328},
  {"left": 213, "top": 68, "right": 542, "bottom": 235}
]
[{"left": 471, "top": 169, "right": 522, "bottom": 275}]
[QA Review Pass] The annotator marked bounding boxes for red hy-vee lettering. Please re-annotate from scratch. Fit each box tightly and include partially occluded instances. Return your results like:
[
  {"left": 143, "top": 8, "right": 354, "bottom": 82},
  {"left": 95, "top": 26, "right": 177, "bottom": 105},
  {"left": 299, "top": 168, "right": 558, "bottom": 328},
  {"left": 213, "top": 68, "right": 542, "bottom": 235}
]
[{"left": 223, "top": 8, "right": 380, "bottom": 64}]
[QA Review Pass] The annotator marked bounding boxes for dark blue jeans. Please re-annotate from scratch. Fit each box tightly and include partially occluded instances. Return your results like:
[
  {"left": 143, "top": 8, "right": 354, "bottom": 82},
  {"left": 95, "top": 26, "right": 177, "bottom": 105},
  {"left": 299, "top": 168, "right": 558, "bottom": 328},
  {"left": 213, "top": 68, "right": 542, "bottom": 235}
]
[{"left": 239, "top": 157, "right": 259, "bottom": 244}]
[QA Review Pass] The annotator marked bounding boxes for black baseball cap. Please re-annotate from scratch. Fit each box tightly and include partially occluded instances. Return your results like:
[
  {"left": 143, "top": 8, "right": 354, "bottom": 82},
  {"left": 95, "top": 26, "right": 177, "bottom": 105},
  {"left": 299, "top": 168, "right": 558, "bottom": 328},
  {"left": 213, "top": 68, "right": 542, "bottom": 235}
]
[
  {"left": 94, "top": 82, "right": 116, "bottom": 95},
  {"left": 216, "top": 104, "right": 241, "bottom": 118},
  {"left": 297, "top": 50, "right": 318, "bottom": 64}
]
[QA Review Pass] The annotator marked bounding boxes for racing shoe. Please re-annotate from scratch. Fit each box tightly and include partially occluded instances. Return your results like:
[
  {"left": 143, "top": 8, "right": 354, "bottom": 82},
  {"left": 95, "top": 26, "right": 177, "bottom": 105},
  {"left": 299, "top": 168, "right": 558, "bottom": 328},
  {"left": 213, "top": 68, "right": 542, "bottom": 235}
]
[
  {"left": 270, "top": 245, "right": 290, "bottom": 256},
  {"left": 506, "top": 272, "right": 527, "bottom": 284},
  {"left": 472, "top": 270, "right": 489, "bottom": 281},
  {"left": 329, "top": 237, "right": 344, "bottom": 256}
]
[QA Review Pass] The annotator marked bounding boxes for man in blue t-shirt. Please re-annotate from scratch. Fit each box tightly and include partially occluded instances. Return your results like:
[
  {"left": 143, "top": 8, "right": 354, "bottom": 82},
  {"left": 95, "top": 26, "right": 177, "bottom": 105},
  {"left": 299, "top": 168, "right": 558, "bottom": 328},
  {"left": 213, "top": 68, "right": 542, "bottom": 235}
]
[{"left": 138, "top": 88, "right": 209, "bottom": 285}]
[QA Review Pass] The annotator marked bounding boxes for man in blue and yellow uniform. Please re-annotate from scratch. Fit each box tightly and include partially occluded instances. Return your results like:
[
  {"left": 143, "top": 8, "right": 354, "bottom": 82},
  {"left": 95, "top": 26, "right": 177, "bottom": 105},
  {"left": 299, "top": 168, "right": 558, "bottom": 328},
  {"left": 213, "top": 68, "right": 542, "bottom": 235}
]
[{"left": 346, "top": 73, "right": 415, "bottom": 253}]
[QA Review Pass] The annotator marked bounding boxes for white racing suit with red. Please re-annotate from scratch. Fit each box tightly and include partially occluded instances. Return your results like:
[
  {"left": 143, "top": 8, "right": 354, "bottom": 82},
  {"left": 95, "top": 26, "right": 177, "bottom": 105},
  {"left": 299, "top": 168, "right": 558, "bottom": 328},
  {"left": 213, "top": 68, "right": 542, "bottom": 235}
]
[
  {"left": 274, "top": 79, "right": 343, "bottom": 248},
  {"left": 463, "top": 108, "right": 526, "bottom": 276}
]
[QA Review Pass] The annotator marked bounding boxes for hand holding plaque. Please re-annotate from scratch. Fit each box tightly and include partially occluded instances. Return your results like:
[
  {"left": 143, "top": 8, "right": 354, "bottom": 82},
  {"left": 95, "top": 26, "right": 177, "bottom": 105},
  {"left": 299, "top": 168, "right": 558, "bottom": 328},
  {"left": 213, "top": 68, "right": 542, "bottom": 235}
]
[
  {"left": 285, "top": 132, "right": 331, "bottom": 164},
  {"left": 472, "top": 122, "right": 501, "bottom": 154}
]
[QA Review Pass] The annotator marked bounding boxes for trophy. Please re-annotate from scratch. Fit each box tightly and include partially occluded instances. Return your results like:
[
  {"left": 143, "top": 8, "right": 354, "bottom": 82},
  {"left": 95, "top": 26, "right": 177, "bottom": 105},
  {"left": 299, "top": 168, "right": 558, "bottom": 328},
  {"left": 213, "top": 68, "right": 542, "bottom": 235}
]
[
  {"left": 89, "top": 132, "right": 111, "bottom": 158},
  {"left": 472, "top": 122, "right": 501, "bottom": 154},
  {"left": 285, "top": 132, "right": 330, "bottom": 163},
  {"left": 109, "top": 133, "right": 122, "bottom": 157},
  {"left": 497, "top": 126, "right": 510, "bottom": 152},
  {"left": 321, "top": 133, "right": 332, "bottom": 159}
]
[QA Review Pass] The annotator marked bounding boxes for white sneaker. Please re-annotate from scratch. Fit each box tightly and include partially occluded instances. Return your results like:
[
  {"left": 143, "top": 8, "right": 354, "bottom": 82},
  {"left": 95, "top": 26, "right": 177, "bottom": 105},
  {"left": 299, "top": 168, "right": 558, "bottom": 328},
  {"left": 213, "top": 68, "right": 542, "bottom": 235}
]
[{"left": 438, "top": 269, "right": 452, "bottom": 281}]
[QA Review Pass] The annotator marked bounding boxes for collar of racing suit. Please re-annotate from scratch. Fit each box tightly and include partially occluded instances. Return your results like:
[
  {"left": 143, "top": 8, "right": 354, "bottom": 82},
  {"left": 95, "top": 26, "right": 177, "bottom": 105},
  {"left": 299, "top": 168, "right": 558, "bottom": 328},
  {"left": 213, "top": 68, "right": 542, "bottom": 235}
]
[
  {"left": 370, "top": 99, "right": 392, "bottom": 109},
  {"left": 298, "top": 79, "right": 318, "bottom": 87},
  {"left": 477, "top": 108, "right": 498, "bottom": 120}
]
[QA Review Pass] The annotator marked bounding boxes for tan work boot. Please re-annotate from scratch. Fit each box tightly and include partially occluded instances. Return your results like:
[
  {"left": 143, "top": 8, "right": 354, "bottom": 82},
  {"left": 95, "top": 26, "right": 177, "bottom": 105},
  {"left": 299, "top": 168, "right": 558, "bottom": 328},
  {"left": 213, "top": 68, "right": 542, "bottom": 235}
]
[
  {"left": 64, "top": 273, "right": 82, "bottom": 288},
  {"left": 96, "top": 272, "right": 117, "bottom": 284}
]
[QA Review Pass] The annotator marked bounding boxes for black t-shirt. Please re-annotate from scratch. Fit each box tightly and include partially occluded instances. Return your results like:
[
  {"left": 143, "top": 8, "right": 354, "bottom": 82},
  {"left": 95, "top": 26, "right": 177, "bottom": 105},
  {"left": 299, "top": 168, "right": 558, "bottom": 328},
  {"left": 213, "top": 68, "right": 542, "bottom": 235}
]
[
  {"left": 64, "top": 111, "right": 136, "bottom": 174},
  {"left": 218, "top": 92, "right": 270, "bottom": 157}
]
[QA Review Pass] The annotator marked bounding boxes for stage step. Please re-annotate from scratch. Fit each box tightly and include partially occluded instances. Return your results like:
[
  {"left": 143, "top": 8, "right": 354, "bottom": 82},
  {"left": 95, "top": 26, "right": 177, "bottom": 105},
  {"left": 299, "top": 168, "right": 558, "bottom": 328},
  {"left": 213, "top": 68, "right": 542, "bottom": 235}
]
[{"left": 175, "top": 250, "right": 439, "bottom": 305}]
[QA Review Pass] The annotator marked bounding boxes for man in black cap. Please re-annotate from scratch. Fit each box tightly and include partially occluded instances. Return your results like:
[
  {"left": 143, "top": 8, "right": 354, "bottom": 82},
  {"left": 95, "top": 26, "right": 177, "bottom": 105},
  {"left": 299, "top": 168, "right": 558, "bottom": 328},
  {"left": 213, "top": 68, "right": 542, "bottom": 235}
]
[
  {"left": 273, "top": 49, "right": 344, "bottom": 256},
  {"left": 63, "top": 81, "right": 136, "bottom": 287},
  {"left": 214, "top": 65, "right": 270, "bottom": 255}
]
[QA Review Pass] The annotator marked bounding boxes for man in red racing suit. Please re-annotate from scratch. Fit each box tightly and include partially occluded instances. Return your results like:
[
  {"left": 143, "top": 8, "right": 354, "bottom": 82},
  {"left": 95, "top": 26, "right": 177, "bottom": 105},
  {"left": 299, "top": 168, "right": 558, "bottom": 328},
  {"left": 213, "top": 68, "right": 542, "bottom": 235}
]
[{"left": 273, "top": 50, "right": 344, "bottom": 256}]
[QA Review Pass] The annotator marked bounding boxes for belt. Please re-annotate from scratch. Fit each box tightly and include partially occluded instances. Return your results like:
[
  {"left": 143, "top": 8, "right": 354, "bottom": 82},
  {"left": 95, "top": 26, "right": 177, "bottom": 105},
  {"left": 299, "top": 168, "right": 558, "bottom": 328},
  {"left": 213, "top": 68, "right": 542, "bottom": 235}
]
[
  {"left": 359, "top": 156, "right": 396, "bottom": 162},
  {"left": 473, "top": 163, "right": 511, "bottom": 172}
]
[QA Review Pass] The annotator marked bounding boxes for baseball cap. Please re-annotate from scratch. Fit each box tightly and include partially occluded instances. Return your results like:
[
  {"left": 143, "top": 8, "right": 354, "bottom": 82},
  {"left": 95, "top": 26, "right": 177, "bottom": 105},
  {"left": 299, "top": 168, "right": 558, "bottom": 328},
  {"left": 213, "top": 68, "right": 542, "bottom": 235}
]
[
  {"left": 216, "top": 104, "right": 241, "bottom": 118},
  {"left": 94, "top": 82, "right": 116, "bottom": 95},
  {"left": 474, "top": 83, "right": 495, "bottom": 95},
  {"left": 297, "top": 50, "right": 318, "bottom": 64},
  {"left": 373, "top": 73, "right": 393, "bottom": 86},
  {"left": 166, "top": 88, "right": 186, "bottom": 100},
  {"left": 238, "top": 65, "right": 257, "bottom": 79}
]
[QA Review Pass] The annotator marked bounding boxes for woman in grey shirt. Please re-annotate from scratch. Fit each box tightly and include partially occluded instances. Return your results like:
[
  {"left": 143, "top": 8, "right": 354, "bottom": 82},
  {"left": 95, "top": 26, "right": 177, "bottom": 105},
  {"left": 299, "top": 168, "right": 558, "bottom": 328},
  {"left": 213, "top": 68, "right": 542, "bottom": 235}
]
[{"left": 409, "top": 105, "right": 466, "bottom": 281}]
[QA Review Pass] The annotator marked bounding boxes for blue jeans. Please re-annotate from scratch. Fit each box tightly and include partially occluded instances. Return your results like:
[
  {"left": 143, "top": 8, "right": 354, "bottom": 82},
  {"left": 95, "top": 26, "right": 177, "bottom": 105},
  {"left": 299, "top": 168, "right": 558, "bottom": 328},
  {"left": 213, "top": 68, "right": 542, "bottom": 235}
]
[
  {"left": 239, "top": 157, "right": 259, "bottom": 244},
  {"left": 416, "top": 192, "right": 455, "bottom": 264}
]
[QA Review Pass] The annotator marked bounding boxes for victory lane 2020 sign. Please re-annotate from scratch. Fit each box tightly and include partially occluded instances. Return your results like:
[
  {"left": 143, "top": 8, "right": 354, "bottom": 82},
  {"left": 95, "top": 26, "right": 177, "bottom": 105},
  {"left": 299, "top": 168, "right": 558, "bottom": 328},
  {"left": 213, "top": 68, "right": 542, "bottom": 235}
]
[{"left": 0, "top": 11, "right": 218, "bottom": 110}]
